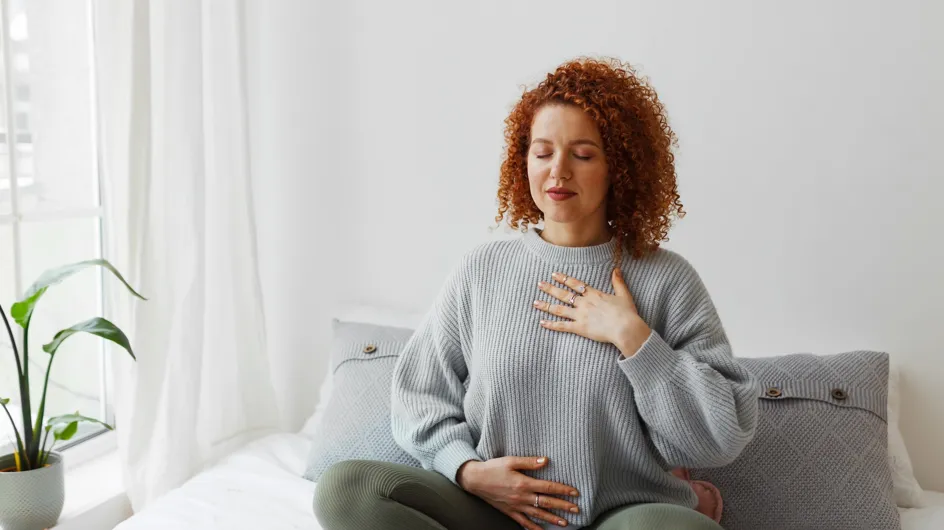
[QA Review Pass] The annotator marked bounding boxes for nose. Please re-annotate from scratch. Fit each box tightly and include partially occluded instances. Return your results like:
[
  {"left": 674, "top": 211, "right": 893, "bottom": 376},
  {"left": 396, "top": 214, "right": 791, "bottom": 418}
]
[{"left": 548, "top": 153, "right": 572, "bottom": 181}]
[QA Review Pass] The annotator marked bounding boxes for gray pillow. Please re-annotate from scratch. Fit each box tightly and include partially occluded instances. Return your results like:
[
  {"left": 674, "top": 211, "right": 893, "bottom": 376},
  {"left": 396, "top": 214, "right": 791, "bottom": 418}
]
[
  {"left": 303, "top": 319, "right": 421, "bottom": 482},
  {"left": 690, "top": 351, "right": 900, "bottom": 530}
]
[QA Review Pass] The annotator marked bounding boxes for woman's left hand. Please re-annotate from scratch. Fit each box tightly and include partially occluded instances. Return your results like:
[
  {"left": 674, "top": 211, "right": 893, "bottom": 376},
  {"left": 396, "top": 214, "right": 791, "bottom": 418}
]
[{"left": 534, "top": 269, "right": 651, "bottom": 357}]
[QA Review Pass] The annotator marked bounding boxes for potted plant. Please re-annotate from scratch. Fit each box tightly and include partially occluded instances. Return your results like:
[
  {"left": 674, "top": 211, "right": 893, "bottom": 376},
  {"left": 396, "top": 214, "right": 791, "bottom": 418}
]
[{"left": 0, "top": 259, "right": 144, "bottom": 530}]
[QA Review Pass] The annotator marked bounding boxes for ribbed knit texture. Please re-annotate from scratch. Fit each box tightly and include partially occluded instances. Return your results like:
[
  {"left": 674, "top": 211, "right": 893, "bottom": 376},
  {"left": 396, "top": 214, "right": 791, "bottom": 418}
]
[
  {"left": 314, "top": 460, "right": 723, "bottom": 530},
  {"left": 390, "top": 227, "right": 759, "bottom": 529},
  {"left": 314, "top": 460, "right": 522, "bottom": 530}
]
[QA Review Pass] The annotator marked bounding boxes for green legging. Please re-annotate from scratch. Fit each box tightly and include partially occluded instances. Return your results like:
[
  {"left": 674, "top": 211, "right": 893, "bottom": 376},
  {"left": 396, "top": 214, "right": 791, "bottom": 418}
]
[{"left": 313, "top": 460, "right": 723, "bottom": 530}]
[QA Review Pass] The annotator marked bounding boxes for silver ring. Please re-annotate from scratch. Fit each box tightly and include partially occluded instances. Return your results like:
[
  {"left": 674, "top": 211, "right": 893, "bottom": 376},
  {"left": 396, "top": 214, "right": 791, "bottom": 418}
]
[
  {"left": 534, "top": 494, "right": 541, "bottom": 508},
  {"left": 568, "top": 292, "right": 578, "bottom": 305}
]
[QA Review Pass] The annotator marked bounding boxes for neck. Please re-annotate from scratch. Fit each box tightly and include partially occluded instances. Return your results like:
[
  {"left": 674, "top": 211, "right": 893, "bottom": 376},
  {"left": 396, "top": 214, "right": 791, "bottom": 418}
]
[{"left": 540, "top": 220, "right": 611, "bottom": 248}]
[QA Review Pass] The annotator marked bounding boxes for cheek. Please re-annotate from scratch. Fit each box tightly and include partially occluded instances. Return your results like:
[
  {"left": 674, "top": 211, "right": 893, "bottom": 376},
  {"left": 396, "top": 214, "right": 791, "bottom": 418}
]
[
  {"left": 528, "top": 175, "right": 544, "bottom": 202},
  {"left": 578, "top": 165, "right": 610, "bottom": 198},
  {"left": 527, "top": 162, "right": 545, "bottom": 189},
  {"left": 526, "top": 158, "right": 541, "bottom": 181}
]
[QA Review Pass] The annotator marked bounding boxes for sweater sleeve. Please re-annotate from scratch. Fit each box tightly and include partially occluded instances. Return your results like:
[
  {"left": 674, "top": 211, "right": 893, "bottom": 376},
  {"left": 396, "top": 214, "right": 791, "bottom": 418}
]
[
  {"left": 617, "top": 260, "right": 760, "bottom": 469},
  {"left": 390, "top": 261, "right": 481, "bottom": 485}
]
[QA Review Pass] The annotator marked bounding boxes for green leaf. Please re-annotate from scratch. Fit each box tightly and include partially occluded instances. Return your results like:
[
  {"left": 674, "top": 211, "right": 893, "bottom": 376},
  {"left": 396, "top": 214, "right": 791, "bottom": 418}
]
[
  {"left": 53, "top": 421, "right": 78, "bottom": 441},
  {"left": 10, "top": 288, "right": 46, "bottom": 327},
  {"left": 42, "top": 317, "right": 136, "bottom": 360},
  {"left": 46, "top": 412, "right": 113, "bottom": 433},
  {"left": 10, "top": 259, "right": 146, "bottom": 328},
  {"left": 0, "top": 397, "right": 8, "bottom": 405}
]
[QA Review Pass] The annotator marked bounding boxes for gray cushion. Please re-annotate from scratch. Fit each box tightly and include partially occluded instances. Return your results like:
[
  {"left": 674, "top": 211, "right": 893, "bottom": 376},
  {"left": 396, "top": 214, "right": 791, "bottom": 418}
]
[
  {"left": 690, "top": 351, "right": 900, "bottom": 530},
  {"left": 303, "top": 319, "right": 421, "bottom": 482}
]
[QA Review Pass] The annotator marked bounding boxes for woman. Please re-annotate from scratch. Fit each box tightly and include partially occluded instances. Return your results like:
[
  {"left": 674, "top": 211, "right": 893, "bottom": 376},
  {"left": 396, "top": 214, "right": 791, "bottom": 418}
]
[{"left": 315, "top": 57, "right": 759, "bottom": 530}]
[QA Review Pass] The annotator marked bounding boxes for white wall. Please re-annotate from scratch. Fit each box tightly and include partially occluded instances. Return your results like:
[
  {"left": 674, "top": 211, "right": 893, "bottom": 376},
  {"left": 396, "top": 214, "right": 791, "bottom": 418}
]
[{"left": 246, "top": 0, "right": 944, "bottom": 489}]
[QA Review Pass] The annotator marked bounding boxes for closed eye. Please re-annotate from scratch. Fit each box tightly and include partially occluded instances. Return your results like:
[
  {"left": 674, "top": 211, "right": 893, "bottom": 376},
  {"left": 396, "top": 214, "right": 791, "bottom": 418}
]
[{"left": 534, "top": 153, "right": 593, "bottom": 160}]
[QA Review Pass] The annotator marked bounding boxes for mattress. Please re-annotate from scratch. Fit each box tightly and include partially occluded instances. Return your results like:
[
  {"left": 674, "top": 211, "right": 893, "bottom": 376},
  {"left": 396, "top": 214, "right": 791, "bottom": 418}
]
[{"left": 115, "top": 433, "right": 944, "bottom": 530}]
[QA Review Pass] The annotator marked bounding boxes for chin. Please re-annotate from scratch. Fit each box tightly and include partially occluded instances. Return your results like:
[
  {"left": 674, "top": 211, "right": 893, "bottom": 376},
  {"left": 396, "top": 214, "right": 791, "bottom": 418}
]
[
  {"left": 539, "top": 200, "right": 604, "bottom": 226},
  {"left": 542, "top": 209, "right": 581, "bottom": 224}
]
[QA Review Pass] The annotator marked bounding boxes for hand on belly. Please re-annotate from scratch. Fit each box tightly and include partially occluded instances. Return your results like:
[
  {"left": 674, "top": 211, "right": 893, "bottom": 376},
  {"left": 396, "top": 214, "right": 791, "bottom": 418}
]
[{"left": 457, "top": 455, "right": 580, "bottom": 529}]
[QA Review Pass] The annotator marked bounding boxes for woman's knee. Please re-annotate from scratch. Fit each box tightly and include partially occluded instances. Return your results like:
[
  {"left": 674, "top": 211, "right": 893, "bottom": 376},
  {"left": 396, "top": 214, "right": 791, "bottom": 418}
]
[
  {"left": 594, "top": 503, "right": 721, "bottom": 530},
  {"left": 313, "top": 460, "right": 379, "bottom": 523}
]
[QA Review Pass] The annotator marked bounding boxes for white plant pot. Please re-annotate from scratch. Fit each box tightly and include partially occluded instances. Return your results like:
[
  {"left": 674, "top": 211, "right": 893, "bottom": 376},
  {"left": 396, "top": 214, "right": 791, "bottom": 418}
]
[{"left": 0, "top": 452, "right": 65, "bottom": 530}]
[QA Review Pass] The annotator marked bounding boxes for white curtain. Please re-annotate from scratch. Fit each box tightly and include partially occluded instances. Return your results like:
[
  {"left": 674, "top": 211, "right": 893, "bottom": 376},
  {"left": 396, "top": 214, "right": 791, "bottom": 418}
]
[{"left": 92, "top": 0, "right": 280, "bottom": 511}]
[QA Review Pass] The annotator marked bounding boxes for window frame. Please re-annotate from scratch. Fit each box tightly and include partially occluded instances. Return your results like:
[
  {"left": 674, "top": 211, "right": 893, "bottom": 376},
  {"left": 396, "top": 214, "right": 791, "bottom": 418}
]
[{"left": 0, "top": 0, "right": 113, "bottom": 457}]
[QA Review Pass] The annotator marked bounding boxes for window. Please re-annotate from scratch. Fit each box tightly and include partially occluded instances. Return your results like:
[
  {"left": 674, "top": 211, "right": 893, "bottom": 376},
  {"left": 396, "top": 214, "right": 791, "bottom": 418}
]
[{"left": 0, "top": 0, "right": 110, "bottom": 452}]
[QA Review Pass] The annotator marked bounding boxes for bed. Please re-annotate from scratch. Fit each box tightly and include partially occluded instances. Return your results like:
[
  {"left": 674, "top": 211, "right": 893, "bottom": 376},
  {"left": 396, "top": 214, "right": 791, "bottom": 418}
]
[
  {"left": 114, "top": 431, "right": 944, "bottom": 530},
  {"left": 112, "top": 433, "right": 316, "bottom": 530}
]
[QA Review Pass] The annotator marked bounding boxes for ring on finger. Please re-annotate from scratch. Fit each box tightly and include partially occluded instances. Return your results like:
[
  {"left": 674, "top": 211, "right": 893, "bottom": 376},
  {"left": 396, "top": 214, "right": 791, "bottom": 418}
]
[
  {"left": 568, "top": 292, "right": 579, "bottom": 305},
  {"left": 534, "top": 494, "right": 541, "bottom": 508}
]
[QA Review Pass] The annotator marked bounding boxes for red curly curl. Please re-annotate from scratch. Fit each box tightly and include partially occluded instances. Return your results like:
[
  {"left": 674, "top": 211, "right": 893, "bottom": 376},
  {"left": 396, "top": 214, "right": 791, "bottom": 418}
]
[{"left": 495, "top": 57, "right": 685, "bottom": 264}]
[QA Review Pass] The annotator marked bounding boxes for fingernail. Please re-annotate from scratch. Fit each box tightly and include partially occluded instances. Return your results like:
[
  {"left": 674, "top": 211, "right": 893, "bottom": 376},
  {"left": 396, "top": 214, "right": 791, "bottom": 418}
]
[
  {"left": 533, "top": 300, "right": 541, "bottom": 307},
  {"left": 537, "top": 280, "right": 545, "bottom": 287},
  {"left": 558, "top": 520, "right": 567, "bottom": 527},
  {"left": 536, "top": 457, "right": 546, "bottom": 464},
  {"left": 570, "top": 507, "right": 579, "bottom": 513},
  {"left": 570, "top": 490, "right": 579, "bottom": 496},
  {"left": 552, "top": 272, "right": 560, "bottom": 278}
]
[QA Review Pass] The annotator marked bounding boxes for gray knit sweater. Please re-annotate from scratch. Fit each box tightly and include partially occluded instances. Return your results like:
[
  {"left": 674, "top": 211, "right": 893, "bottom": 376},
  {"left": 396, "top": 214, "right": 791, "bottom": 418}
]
[{"left": 390, "top": 227, "right": 759, "bottom": 529}]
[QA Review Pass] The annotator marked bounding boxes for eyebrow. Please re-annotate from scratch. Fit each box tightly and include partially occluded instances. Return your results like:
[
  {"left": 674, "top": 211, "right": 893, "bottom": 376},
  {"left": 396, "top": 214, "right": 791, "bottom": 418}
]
[{"left": 530, "top": 138, "right": 602, "bottom": 149}]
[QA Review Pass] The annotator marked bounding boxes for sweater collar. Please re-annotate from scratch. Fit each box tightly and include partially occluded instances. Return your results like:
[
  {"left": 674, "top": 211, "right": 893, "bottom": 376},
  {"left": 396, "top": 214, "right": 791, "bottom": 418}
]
[{"left": 522, "top": 226, "right": 618, "bottom": 265}]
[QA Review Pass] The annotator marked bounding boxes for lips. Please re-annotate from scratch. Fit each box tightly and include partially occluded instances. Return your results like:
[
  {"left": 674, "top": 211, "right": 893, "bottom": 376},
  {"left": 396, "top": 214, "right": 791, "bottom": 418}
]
[{"left": 546, "top": 188, "right": 576, "bottom": 201}]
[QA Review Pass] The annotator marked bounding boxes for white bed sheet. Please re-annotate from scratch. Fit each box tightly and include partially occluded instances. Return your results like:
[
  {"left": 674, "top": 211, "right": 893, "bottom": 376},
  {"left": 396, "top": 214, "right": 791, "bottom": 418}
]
[
  {"left": 114, "top": 433, "right": 321, "bottom": 530},
  {"left": 900, "top": 490, "right": 944, "bottom": 529},
  {"left": 115, "top": 432, "right": 944, "bottom": 530}
]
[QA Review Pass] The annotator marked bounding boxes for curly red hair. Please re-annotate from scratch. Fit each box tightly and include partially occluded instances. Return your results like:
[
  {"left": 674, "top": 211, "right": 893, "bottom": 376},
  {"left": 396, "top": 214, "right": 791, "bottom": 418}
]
[{"left": 495, "top": 57, "right": 685, "bottom": 263}]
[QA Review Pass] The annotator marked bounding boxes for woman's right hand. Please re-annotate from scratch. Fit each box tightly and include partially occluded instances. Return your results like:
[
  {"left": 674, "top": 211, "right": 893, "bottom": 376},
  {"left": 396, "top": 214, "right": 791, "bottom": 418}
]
[{"left": 457, "top": 456, "right": 580, "bottom": 529}]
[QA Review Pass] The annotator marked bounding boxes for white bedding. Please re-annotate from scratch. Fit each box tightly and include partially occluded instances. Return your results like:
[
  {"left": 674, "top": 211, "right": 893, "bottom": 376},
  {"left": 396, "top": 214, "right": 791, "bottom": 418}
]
[
  {"left": 901, "top": 490, "right": 944, "bottom": 529},
  {"left": 114, "top": 433, "right": 320, "bottom": 530},
  {"left": 115, "top": 433, "right": 944, "bottom": 530}
]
